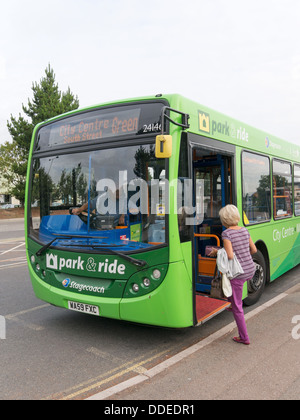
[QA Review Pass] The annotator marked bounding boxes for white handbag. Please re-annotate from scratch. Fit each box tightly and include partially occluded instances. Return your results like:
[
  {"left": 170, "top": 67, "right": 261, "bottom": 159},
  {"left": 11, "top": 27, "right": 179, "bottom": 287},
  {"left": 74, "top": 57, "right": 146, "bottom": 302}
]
[{"left": 222, "top": 273, "right": 232, "bottom": 298}]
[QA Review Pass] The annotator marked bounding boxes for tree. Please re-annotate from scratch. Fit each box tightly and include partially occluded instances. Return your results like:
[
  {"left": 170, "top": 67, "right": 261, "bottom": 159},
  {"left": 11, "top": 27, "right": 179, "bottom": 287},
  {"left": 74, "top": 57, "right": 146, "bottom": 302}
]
[
  {"left": 5, "top": 64, "right": 79, "bottom": 206},
  {"left": 0, "top": 141, "right": 27, "bottom": 205}
]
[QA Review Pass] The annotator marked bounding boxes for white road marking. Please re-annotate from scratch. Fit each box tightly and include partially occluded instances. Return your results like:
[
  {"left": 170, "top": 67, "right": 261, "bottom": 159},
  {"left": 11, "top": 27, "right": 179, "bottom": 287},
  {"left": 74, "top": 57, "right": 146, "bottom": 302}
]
[
  {"left": 0, "top": 242, "right": 25, "bottom": 256},
  {"left": 0, "top": 240, "right": 26, "bottom": 269}
]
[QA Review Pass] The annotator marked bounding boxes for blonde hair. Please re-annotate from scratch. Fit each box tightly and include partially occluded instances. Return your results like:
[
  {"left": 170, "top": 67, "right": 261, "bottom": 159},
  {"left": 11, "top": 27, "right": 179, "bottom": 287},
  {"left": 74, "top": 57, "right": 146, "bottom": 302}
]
[{"left": 219, "top": 205, "right": 240, "bottom": 227}]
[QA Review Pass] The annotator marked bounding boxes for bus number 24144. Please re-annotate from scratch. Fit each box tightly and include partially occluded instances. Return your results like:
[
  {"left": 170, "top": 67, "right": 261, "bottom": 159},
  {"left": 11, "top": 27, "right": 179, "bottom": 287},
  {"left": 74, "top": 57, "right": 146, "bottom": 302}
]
[{"left": 143, "top": 123, "right": 161, "bottom": 133}]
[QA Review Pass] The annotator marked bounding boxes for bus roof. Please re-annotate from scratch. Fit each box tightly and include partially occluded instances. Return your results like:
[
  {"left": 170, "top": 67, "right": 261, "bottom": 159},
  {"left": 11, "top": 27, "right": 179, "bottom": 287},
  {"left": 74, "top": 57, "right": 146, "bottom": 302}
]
[
  {"left": 38, "top": 93, "right": 300, "bottom": 163},
  {"left": 162, "top": 94, "right": 300, "bottom": 162}
]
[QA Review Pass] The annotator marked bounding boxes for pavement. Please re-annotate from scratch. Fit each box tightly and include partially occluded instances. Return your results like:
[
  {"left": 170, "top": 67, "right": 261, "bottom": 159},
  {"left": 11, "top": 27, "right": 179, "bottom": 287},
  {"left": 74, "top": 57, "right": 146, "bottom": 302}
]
[
  {"left": 1, "top": 218, "right": 299, "bottom": 401},
  {"left": 87, "top": 283, "right": 300, "bottom": 401}
]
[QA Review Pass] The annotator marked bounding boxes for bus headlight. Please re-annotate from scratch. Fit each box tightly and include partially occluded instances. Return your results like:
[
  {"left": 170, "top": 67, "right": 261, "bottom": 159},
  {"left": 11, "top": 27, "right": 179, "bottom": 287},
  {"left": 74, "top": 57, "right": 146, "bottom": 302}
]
[
  {"left": 143, "top": 278, "right": 151, "bottom": 287},
  {"left": 152, "top": 269, "right": 161, "bottom": 280},
  {"left": 132, "top": 283, "right": 139, "bottom": 292},
  {"left": 123, "top": 264, "right": 167, "bottom": 298}
]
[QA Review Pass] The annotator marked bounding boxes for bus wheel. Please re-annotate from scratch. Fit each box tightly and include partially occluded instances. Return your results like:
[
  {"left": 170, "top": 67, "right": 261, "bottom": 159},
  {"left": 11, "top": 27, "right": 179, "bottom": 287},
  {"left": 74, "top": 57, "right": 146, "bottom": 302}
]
[{"left": 243, "top": 250, "right": 266, "bottom": 306}]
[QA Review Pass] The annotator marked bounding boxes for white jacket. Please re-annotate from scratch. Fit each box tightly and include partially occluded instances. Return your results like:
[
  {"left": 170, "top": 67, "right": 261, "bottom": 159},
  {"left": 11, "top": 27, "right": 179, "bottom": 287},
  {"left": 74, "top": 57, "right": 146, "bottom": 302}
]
[{"left": 216, "top": 248, "right": 244, "bottom": 280}]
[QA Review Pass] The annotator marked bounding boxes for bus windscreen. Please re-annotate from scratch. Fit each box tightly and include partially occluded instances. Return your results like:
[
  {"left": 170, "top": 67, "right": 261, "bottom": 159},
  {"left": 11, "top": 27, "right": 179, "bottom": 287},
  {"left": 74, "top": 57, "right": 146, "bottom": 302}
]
[{"left": 29, "top": 144, "right": 167, "bottom": 251}]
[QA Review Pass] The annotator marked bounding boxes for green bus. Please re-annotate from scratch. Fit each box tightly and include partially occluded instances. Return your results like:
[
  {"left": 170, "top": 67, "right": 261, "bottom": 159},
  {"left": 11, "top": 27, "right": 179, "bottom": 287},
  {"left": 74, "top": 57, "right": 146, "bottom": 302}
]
[{"left": 25, "top": 94, "right": 300, "bottom": 328}]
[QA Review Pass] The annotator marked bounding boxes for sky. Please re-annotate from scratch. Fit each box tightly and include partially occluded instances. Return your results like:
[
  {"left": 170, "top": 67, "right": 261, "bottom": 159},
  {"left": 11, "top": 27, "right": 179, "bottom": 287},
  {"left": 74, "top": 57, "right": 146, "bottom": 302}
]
[{"left": 1, "top": 0, "right": 300, "bottom": 146}]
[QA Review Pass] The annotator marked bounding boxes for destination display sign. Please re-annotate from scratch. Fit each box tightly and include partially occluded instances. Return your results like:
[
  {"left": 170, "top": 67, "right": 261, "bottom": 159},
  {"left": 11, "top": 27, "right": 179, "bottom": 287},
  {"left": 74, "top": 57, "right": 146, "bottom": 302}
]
[
  {"left": 51, "top": 108, "right": 140, "bottom": 145},
  {"left": 36, "top": 102, "right": 166, "bottom": 150}
]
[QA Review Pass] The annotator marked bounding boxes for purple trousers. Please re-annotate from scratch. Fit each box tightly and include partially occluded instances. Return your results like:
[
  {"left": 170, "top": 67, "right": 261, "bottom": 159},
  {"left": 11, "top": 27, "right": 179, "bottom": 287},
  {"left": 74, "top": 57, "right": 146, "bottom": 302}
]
[{"left": 228, "top": 278, "right": 249, "bottom": 342}]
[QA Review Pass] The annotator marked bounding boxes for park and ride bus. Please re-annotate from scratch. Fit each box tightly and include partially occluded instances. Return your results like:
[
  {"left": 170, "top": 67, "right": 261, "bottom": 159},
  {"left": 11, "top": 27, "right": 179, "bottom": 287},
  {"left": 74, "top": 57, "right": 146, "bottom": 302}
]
[{"left": 25, "top": 94, "right": 300, "bottom": 328}]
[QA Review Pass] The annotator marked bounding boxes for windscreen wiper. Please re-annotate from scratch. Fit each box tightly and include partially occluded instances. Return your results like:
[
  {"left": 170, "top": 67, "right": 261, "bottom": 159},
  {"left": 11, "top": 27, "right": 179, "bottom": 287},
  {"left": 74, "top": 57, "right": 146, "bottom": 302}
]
[
  {"left": 90, "top": 246, "right": 148, "bottom": 268},
  {"left": 35, "top": 234, "right": 107, "bottom": 257},
  {"left": 35, "top": 236, "right": 147, "bottom": 268},
  {"left": 36, "top": 237, "right": 70, "bottom": 256}
]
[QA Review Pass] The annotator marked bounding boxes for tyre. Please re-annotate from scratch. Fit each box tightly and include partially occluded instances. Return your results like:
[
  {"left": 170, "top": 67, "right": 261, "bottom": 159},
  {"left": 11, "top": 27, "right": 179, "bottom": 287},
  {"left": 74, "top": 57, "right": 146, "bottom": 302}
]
[{"left": 243, "top": 250, "right": 266, "bottom": 306}]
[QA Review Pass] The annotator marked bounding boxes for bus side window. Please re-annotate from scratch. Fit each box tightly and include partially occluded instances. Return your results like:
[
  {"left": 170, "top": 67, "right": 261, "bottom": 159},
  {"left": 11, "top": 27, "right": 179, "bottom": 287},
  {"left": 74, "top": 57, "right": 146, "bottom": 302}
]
[
  {"left": 242, "top": 151, "right": 271, "bottom": 224},
  {"left": 273, "top": 159, "right": 292, "bottom": 219},
  {"left": 294, "top": 164, "right": 300, "bottom": 216}
]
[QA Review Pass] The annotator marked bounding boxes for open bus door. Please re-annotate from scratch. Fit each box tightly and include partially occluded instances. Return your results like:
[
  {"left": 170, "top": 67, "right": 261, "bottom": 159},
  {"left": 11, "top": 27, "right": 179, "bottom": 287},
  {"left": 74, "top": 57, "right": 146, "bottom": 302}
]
[{"left": 191, "top": 146, "right": 234, "bottom": 325}]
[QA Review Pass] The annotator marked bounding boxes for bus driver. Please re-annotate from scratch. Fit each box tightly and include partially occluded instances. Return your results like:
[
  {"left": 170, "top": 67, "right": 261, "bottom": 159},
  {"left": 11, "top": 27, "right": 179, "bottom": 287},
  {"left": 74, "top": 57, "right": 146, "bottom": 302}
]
[{"left": 71, "top": 189, "right": 125, "bottom": 228}]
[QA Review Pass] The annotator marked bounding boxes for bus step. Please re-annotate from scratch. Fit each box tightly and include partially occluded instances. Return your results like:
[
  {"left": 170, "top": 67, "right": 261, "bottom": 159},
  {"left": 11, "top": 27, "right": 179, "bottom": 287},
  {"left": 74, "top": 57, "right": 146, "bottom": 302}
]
[{"left": 196, "top": 294, "right": 230, "bottom": 325}]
